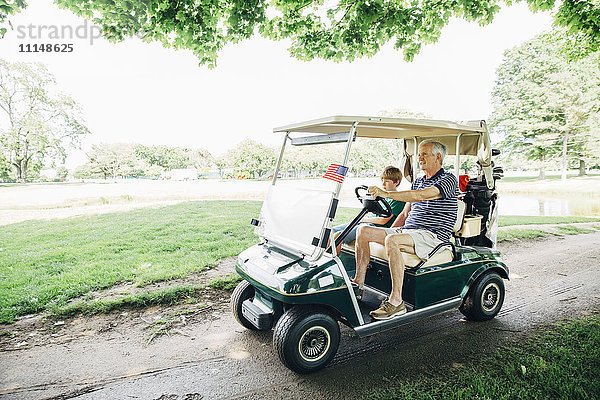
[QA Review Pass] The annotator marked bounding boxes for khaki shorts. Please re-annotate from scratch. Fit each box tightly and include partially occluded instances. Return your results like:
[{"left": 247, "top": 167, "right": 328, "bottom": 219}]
[{"left": 382, "top": 228, "right": 442, "bottom": 260}]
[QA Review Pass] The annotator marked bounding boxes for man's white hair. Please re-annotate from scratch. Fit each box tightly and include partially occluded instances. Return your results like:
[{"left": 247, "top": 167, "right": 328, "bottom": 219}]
[{"left": 419, "top": 140, "right": 447, "bottom": 164}]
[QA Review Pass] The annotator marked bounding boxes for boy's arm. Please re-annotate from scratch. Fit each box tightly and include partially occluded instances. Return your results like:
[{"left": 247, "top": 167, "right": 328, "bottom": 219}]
[
  {"left": 361, "top": 215, "right": 393, "bottom": 225},
  {"left": 390, "top": 202, "right": 411, "bottom": 228}
]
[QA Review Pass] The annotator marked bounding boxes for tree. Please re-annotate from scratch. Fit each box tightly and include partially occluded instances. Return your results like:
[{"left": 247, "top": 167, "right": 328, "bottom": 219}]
[
  {"left": 489, "top": 32, "right": 600, "bottom": 179},
  {"left": 2, "top": 1, "right": 598, "bottom": 66},
  {"left": 134, "top": 144, "right": 215, "bottom": 171},
  {"left": 86, "top": 143, "right": 145, "bottom": 179},
  {"left": 221, "top": 139, "right": 276, "bottom": 178},
  {"left": 0, "top": 59, "right": 89, "bottom": 182},
  {"left": 0, "top": 151, "right": 11, "bottom": 181},
  {"left": 349, "top": 139, "right": 398, "bottom": 174}
]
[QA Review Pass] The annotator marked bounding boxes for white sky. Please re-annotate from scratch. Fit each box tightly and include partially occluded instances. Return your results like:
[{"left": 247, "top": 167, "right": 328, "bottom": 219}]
[{"left": 0, "top": 1, "right": 554, "bottom": 167}]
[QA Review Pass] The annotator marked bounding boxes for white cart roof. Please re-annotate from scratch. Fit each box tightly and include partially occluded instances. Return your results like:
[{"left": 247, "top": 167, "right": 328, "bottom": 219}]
[
  {"left": 274, "top": 115, "right": 494, "bottom": 187},
  {"left": 273, "top": 115, "right": 491, "bottom": 157}
]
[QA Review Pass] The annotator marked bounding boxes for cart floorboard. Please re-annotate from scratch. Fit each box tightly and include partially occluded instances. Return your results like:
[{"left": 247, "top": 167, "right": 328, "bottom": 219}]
[{"left": 358, "top": 286, "right": 416, "bottom": 324}]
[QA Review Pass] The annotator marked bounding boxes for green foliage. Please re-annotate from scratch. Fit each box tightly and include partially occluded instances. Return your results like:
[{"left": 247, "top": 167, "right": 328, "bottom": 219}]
[
  {"left": 84, "top": 143, "right": 144, "bottom": 179},
  {"left": 554, "top": 224, "right": 596, "bottom": 235},
  {"left": 0, "top": 1, "right": 598, "bottom": 66},
  {"left": 222, "top": 139, "right": 276, "bottom": 178},
  {"left": 220, "top": 137, "right": 402, "bottom": 179},
  {"left": 73, "top": 163, "right": 103, "bottom": 179},
  {"left": 76, "top": 143, "right": 216, "bottom": 179},
  {"left": 497, "top": 228, "right": 550, "bottom": 242},
  {"left": 207, "top": 275, "right": 242, "bottom": 291},
  {"left": 554, "top": 0, "right": 600, "bottom": 58},
  {"left": 490, "top": 32, "right": 600, "bottom": 178},
  {"left": 499, "top": 215, "right": 600, "bottom": 227},
  {"left": 0, "top": 200, "right": 261, "bottom": 323},
  {"left": 350, "top": 139, "right": 399, "bottom": 174},
  {"left": 366, "top": 314, "right": 600, "bottom": 400},
  {"left": 134, "top": 144, "right": 215, "bottom": 171},
  {"left": 0, "top": 151, "right": 12, "bottom": 181},
  {"left": 0, "top": 0, "right": 26, "bottom": 38},
  {"left": 55, "top": 285, "right": 198, "bottom": 319},
  {"left": 0, "top": 59, "right": 90, "bottom": 182}
]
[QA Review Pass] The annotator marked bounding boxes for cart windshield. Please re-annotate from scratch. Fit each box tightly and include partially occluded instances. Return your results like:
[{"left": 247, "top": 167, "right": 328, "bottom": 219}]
[{"left": 255, "top": 185, "right": 334, "bottom": 258}]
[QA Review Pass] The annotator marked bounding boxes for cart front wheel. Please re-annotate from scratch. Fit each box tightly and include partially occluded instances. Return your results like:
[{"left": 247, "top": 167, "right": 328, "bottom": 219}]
[
  {"left": 273, "top": 306, "right": 340, "bottom": 374},
  {"left": 460, "top": 272, "right": 505, "bottom": 321},
  {"left": 231, "top": 280, "right": 262, "bottom": 331}
]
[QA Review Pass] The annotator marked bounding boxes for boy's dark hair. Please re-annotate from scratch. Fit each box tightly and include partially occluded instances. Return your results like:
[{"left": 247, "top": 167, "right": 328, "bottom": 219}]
[{"left": 381, "top": 166, "right": 402, "bottom": 183}]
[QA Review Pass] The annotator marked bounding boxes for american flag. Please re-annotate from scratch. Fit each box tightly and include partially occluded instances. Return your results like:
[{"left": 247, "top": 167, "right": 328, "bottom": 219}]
[{"left": 323, "top": 164, "right": 348, "bottom": 183}]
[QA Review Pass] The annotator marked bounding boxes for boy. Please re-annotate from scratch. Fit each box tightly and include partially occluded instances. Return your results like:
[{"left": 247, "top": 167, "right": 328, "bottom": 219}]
[{"left": 331, "top": 166, "right": 405, "bottom": 254}]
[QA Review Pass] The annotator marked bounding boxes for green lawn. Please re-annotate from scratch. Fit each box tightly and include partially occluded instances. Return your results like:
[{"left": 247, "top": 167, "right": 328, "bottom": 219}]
[
  {"left": 0, "top": 201, "right": 261, "bottom": 323},
  {"left": 500, "top": 173, "right": 600, "bottom": 183},
  {"left": 1, "top": 201, "right": 598, "bottom": 323},
  {"left": 499, "top": 215, "right": 600, "bottom": 227},
  {"left": 366, "top": 313, "right": 600, "bottom": 400}
]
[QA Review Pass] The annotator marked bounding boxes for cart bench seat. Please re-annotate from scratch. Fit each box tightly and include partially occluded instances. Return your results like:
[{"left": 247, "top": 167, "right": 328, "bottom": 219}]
[{"left": 341, "top": 242, "right": 453, "bottom": 268}]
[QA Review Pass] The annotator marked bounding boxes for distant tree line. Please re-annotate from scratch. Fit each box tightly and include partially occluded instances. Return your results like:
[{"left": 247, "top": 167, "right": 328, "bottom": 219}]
[
  {"left": 73, "top": 138, "right": 402, "bottom": 180},
  {"left": 218, "top": 137, "right": 401, "bottom": 179},
  {"left": 73, "top": 143, "right": 216, "bottom": 179}
]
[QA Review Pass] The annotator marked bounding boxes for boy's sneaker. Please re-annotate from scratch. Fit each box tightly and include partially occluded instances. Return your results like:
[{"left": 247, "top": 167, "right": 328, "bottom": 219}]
[{"left": 369, "top": 300, "right": 406, "bottom": 320}]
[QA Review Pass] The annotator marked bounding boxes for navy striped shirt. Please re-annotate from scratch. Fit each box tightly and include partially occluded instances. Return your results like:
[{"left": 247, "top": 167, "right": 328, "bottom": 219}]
[{"left": 403, "top": 169, "right": 458, "bottom": 242}]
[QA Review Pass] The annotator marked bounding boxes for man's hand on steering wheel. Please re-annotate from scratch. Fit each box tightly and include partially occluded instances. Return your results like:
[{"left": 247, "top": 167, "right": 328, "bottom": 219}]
[
  {"left": 368, "top": 186, "right": 387, "bottom": 199},
  {"left": 355, "top": 185, "right": 393, "bottom": 218}
]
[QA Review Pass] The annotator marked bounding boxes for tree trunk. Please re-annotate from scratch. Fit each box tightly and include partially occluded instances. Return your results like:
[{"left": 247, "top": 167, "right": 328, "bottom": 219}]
[
  {"left": 13, "top": 159, "right": 27, "bottom": 183},
  {"left": 579, "top": 159, "right": 586, "bottom": 176},
  {"left": 538, "top": 168, "right": 545, "bottom": 179},
  {"left": 560, "top": 132, "right": 568, "bottom": 181}
]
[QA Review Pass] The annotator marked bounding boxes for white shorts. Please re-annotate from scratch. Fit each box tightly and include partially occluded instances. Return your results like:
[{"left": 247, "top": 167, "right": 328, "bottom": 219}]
[{"left": 382, "top": 228, "right": 442, "bottom": 260}]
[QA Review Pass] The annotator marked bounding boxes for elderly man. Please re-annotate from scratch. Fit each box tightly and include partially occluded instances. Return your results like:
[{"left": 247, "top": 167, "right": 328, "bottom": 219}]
[{"left": 352, "top": 140, "right": 458, "bottom": 320}]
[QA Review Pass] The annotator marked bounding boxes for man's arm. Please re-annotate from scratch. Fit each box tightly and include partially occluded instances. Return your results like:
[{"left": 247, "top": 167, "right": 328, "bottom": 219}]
[{"left": 368, "top": 185, "right": 442, "bottom": 203}]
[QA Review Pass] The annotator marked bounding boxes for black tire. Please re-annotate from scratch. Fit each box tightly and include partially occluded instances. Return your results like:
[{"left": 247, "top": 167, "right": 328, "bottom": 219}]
[
  {"left": 231, "top": 280, "right": 261, "bottom": 331},
  {"left": 273, "top": 306, "right": 340, "bottom": 374},
  {"left": 460, "top": 272, "right": 505, "bottom": 321}
]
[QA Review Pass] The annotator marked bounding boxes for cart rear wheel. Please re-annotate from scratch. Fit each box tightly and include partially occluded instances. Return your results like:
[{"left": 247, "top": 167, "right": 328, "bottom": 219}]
[
  {"left": 231, "top": 280, "right": 261, "bottom": 331},
  {"left": 460, "top": 272, "right": 505, "bottom": 321},
  {"left": 273, "top": 306, "right": 340, "bottom": 374}
]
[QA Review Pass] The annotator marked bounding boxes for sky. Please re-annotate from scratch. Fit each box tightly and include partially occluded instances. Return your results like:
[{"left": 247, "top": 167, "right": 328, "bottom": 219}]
[{"left": 0, "top": 1, "right": 554, "bottom": 168}]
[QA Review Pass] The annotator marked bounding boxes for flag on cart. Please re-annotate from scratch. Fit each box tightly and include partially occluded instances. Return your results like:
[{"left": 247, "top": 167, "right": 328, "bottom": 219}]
[{"left": 323, "top": 164, "right": 348, "bottom": 183}]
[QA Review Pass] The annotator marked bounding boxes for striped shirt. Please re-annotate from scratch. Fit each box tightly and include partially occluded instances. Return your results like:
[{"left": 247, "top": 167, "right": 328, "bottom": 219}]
[{"left": 403, "top": 169, "right": 458, "bottom": 242}]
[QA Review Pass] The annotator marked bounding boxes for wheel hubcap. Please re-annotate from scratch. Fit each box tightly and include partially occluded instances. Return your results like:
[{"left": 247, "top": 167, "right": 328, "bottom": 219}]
[
  {"left": 298, "top": 326, "right": 331, "bottom": 362},
  {"left": 481, "top": 282, "right": 500, "bottom": 312}
]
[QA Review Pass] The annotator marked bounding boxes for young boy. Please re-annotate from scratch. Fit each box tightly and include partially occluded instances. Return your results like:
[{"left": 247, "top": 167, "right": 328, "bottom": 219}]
[{"left": 332, "top": 165, "right": 405, "bottom": 254}]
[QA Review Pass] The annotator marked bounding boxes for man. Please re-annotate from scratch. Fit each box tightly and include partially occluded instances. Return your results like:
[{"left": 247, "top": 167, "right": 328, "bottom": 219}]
[{"left": 352, "top": 140, "right": 458, "bottom": 320}]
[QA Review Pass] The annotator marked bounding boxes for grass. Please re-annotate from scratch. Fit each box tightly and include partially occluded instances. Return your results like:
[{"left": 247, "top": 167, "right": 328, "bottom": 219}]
[
  {"left": 497, "top": 224, "right": 599, "bottom": 242},
  {"left": 366, "top": 313, "right": 600, "bottom": 400},
  {"left": 1, "top": 200, "right": 598, "bottom": 323},
  {"left": 497, "top": 228, "right": 551, "bottom": 242},
  {"left": 0, "top": 200, "right": 261, "bottom": 323},
  {"left": 554, "top": 225, "right": 596, "bottom": 235},
  {"left": 53, "top": 285, "right": 198, "bottom": 319},
  {"left": 500, "top": 173, "right": 600, "bottom": 183},
  {"left": 499, "top": 215, "right": 600, "bottom": 227},
  {"left": 52, "top": 275, "right": 243, "bottom": 319}
]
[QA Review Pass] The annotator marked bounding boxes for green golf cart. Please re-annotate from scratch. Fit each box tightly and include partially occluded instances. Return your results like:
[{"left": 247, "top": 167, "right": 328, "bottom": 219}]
[{"left": 231, "top": 116, "right": 508, "bottom": 374}]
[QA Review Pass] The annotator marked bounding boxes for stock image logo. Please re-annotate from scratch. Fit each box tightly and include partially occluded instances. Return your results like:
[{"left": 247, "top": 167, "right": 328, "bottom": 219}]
[{"left": 16, "top": 20, "right": 103, "bottom": 53}]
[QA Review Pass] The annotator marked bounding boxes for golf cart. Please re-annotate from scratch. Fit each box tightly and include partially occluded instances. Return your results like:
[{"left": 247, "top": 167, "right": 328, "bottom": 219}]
[{"left": 231, "top": 116, "right": 508, "bottom": 374}]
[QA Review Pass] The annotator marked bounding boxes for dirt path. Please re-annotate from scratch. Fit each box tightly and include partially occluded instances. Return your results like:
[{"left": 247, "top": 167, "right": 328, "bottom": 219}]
[{"left": 1, "top": 232, "right": 600, "bottom": 400}]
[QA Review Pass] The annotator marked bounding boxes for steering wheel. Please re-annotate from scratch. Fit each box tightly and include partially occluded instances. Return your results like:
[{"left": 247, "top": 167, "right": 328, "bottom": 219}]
[{"left": 354, "top": 185, "right": 393, "bottom": 218}]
